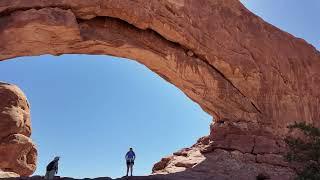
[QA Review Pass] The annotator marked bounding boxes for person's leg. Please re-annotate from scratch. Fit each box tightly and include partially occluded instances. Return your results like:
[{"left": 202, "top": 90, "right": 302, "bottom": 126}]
[
  {"left": 130, "top": 164, "right": 133, "bottom": 176},
  {"left": 48, "top": 170, "right": 55, "bottom": 179},
  {"left": 44, "top": 171, "right": 49, "bottom": 179},
  {"left": 126, "top": 162, "right": 129, "bottom": 176}
]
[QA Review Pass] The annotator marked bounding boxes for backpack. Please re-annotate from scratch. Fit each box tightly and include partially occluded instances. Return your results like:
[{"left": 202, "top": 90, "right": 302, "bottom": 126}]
[{"left": 46, "top": 161, "right": 55, "bottom": 171}]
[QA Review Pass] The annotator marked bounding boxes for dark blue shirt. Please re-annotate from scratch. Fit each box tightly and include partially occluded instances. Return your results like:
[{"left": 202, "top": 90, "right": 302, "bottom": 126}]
[{"left": 125, "top": 150, "right": 136, "bottom": 160}]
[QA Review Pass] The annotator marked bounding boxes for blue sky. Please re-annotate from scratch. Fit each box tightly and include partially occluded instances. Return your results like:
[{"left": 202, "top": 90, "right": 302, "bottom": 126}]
[
  {"left": 0, "top": 1, "right": 319, "bottom": 179},
  {"left": 0, "top": 55, "right": 212, "bottom": 178},
  {"left": 241, "top": 0, "right": 319, "bottom": 50}
]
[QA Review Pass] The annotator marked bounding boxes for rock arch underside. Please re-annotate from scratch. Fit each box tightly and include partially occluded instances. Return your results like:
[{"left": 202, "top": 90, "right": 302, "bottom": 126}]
[{"left": 0, "top": 0, "right": 319, "bottom": 179}]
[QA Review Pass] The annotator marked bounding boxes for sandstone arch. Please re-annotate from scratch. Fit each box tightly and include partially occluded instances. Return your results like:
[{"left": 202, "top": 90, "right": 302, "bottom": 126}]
[{"left": 0, "top": 0, "right": 319, "bottom": 179}]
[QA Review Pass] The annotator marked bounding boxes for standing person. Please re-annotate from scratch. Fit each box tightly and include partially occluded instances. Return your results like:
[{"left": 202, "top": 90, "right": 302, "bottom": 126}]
[
  {"left": 125, "top": 148, "right": 136, "bottom": 176},
  {"left": 45, "top": 156, "right": 60, "bottom": 179}
]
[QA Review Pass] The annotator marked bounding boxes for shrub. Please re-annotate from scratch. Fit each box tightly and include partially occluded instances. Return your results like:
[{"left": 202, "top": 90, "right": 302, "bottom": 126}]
[{"left": 285, "top": 122, "right": 320, "bottom": 180}]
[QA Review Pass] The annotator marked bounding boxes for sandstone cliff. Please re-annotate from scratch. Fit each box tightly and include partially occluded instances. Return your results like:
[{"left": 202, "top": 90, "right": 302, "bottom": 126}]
[{"left": 0, "top": 0, "right": 319, "bottom": 179}]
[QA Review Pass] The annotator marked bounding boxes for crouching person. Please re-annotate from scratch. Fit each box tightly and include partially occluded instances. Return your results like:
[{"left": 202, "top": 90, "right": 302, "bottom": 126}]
[{"left": 45, "top": 156, "right": 60, "bottom": 179}]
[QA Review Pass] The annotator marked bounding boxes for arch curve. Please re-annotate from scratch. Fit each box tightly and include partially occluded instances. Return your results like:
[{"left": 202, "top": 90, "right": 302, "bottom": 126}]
[{"left": 0, "top": 0, "right": 319, "bottom": 179}]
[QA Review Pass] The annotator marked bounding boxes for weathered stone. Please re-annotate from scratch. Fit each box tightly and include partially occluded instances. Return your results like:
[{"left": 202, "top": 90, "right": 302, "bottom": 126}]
[
  {"left": 152, "top": 158, "right": 171, "bottom": 172},
  {"left": 253, "top": 136, "right": 281, "bottom": 154},
  {"left": 0, "top": 82, "right": 31, "bottom": 139},
  {"left": 211, "top": 134, "right": 255, "bottom": 153},
  {"left": 0, "top": 134, "right": 37, "bottom": 176},
  {"left": 0, "top": 170, "right": 20, "bottom": 178},
  {"left": 175, "top": 162, "right": 196, "bottom": 168},
  {"left": 230, "top": 150, "right": 256, "bottom": 163},
  {"left": 257, "top": 154, "right": 289, "bottom": 167},
  {"left": 180, "top": 149, "right": 295, "bottom": 180},
  {"left": 173, "top": 148, "right": 192, "bottom": 157},
  {"left": 0, "top": 0, "right": 319, "bottom": 179},
  {"left": 0, "top": 0, "right": 319, "bottom": 131},
  {"left": 0, "top": 83, "right": 36, "bottom": 176}
]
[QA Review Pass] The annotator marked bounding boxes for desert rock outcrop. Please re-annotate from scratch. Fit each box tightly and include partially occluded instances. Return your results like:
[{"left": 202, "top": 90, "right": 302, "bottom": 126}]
[
  {"left": 0, "top": 83, "right": 37, "bottom": 176},
  {"left": 0, "top": 0, "right": 319, "bottom": 179}
]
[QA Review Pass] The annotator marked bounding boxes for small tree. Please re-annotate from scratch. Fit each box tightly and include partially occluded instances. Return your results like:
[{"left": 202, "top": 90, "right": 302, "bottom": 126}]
[{"left": 285, "top": 122, "right": 320, "bottom": 180}]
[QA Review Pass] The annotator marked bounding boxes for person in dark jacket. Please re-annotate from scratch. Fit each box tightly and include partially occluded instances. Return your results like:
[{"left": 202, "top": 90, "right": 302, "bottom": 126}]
[
  {"left": 125, "top": 148, "right": 136, "bottom": 176},
  {"left": 45, "top": 156, "right": 60, "bottom": 179}
]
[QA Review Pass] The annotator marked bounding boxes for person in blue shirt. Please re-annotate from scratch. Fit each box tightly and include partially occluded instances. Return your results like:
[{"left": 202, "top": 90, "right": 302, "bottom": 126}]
[{"left": 125, "top": 148, "right": 136, "bottom": 176}]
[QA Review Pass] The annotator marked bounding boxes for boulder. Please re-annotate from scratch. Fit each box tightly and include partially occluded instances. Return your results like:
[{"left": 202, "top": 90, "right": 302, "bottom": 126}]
[
  {"left": 0, "top": 83, "right": 36, "bottom": 176},
  {"left": 0, "top": 134, "right": 37, "bottom": 176},
  {"left": 0, "top": 82, "right": 31, "bottom": 139}
]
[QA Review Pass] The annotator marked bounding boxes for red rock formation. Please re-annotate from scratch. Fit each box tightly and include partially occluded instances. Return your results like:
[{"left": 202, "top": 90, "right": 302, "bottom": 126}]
[
  {"left": 0, "top": 170, "right": 19, "bottom": 178},
  {"left": 152, "top": 135, "right": 295, "bottom": 180},
  {"left": 0, "top": 83, "right": 37, "bottom": 176},
  {"left": 0, "top": 0, "right": 319, "bottom": 179},
  {"left": 0, "top": 82, "right": 31, "bottom": 138}
]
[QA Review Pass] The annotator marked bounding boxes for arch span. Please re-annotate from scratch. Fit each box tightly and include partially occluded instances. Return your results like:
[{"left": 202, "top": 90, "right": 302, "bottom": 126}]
[{"left": 0, "top": 0, "right": 319, "bottom": 179}]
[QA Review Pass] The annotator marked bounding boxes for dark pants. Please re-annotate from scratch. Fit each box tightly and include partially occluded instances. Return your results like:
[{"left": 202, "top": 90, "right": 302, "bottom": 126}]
[{"left": 126, "top": 160, "right": 134, "bottom": 176}]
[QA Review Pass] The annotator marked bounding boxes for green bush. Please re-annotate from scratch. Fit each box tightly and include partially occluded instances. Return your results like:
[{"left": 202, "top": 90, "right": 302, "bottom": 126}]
[{"left": 285, "top": 122, "right": 320, "bottom": 180}]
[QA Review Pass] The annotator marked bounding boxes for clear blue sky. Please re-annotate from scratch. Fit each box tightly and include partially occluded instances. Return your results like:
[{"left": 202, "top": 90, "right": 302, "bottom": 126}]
[
  {"left": 241, "top": 0, "right": 319, "bottom": 50},
  {"left": 0, "top": 1, "right": 319, "bottom": 179},
  {"left": 0, "top": 55, "right": 212, "bottom": 178}
]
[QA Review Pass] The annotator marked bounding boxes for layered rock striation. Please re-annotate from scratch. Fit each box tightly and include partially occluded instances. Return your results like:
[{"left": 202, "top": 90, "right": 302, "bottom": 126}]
[{"left": 0, "top": 0, "right": 319, "bottom": 179}]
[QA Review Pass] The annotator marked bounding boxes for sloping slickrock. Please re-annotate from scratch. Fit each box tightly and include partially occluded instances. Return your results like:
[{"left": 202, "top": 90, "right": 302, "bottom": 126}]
[{"left": 153, "top": 136, "right": 295, "bottom": 180}]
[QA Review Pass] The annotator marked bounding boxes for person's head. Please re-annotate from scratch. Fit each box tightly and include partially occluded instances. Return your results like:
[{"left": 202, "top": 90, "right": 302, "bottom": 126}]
[
  {"left": 54, "top": 156, "right": 60, "bottom": 161},
  {"left": 129, "top": 148, "right": 133, "bottom": 151}
]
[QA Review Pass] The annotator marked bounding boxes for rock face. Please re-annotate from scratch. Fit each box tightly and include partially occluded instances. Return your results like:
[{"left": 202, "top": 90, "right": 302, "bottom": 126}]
[
  {"left": 0, "top": 0, "right": 319, "bottom": 179},
  {"left": 0, "top": 83, "right": 37, "bottom": 176},
  {"left": 152, "top": 134, "right": 295, "bottom": 180},
  {"left": 0, "top": 170, "right": 19, "bottom": 178}
]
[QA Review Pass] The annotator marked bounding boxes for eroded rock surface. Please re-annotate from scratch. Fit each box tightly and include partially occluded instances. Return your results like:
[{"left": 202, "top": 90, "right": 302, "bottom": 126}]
[
  {"left": 152, "top": 128, "right": 295, "bottom": 180},
  {"left": 0, "top": 0, "right": 319, "bottom": 179},
  {"left": 0, "top": 170, "right": 19, "bottom": 179},
  {"left": 0, "top": 82, "right": 31, "bottom": 139},
  {"left": 0, "top": 83, "right": 37, "bottom": 176}
]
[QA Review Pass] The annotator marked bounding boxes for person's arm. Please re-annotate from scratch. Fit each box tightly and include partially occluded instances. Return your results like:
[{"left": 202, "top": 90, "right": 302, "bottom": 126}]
[
  {"left": 125, "top": 152, "right": 128, "bottom": 160},
  {"left": 133, "top": 152, "right": 136, "bottom": 161}
]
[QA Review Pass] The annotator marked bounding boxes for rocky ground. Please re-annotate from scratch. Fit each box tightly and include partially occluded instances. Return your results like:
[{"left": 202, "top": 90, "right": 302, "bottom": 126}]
[{"left": 2, "top": 176, "right": 169, "bottom": 180}]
